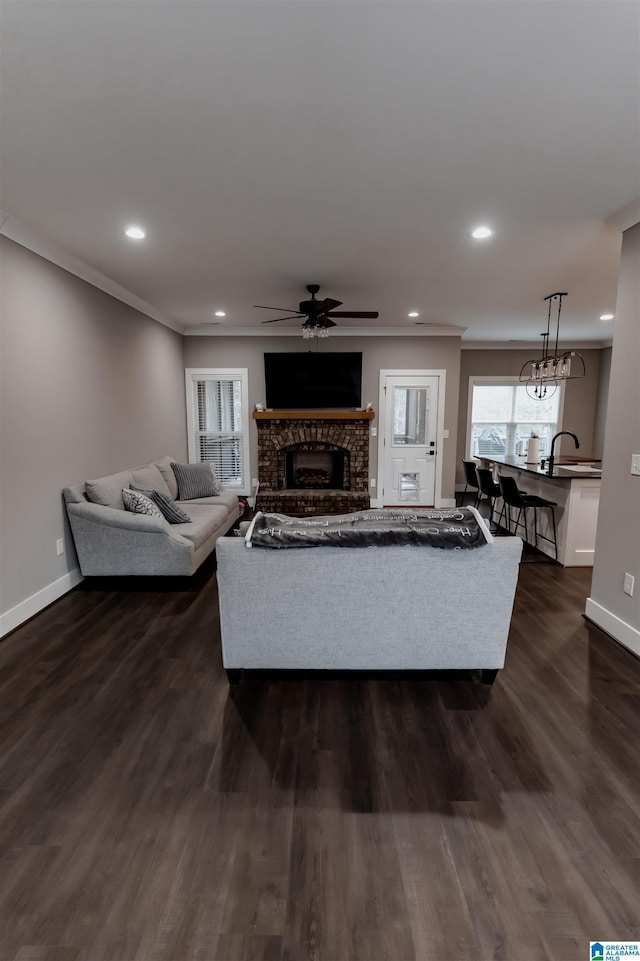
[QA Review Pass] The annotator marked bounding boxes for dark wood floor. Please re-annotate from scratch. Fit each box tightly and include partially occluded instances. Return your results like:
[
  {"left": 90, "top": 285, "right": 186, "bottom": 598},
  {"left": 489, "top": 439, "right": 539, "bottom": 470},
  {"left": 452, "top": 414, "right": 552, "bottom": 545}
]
[{"left": 1, "top": 555, "right": 639, "bottom": 961}]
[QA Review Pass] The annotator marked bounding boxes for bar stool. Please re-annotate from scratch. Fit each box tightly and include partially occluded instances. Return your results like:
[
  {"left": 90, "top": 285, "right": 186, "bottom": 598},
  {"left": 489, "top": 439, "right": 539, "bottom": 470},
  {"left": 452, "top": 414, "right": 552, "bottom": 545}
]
[
  {"left": 498, "top": 475, "right": 559, "bottom": 561},
  {"left": 461, "top": 460, "right": 480, "bottom": 507},
  {"left": 475, "top": 467, "right": 506, "bottom": 530}
]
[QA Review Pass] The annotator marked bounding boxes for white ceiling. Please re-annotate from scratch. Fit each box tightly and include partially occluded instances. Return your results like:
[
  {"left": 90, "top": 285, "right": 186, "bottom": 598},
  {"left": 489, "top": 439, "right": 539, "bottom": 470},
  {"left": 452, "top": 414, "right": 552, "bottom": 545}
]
[{"left": 1, "top": 1, "right": 639, "bottom": 343}]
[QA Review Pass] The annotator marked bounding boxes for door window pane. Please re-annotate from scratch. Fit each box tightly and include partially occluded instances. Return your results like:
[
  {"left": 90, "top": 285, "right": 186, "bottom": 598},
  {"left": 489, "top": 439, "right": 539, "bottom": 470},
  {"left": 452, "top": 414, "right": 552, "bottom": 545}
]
[{"left": 393, "top": 388, "right": 427, "bottom": 445}]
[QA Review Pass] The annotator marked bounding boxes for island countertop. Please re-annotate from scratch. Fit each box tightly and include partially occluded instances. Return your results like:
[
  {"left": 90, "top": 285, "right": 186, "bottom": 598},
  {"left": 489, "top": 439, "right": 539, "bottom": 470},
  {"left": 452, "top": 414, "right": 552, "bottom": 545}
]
[
  {"left": 476, "top": 455, "right": 601, "bottom": 566},
  {"left": 477, "top": 454, "right": 602, "bottom": 480}
]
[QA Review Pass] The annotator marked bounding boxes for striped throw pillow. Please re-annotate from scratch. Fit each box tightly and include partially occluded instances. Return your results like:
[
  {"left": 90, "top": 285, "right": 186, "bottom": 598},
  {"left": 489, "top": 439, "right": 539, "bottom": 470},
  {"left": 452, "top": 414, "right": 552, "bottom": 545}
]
[
  {"left": 170, "top": 462, "right": 219, "bottom": 500},
  {"left": 130, "top": 485, "right": 191, "bottom": 524}
]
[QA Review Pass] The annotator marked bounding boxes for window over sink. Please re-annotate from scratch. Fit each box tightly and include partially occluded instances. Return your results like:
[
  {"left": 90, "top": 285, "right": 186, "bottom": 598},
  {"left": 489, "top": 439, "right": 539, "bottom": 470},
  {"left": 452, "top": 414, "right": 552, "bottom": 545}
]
[{"left": 467, "top": 376, "right": 564, "bottom": 460}]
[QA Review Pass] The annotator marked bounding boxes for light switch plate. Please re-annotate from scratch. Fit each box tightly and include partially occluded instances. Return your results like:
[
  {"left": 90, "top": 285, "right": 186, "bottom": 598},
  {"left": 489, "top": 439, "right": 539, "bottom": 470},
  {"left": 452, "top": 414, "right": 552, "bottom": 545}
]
[
  {"left": 623, "top": 573, "right": 635, "bottom": 596},
  {"left": 631, "top": 454, "right": 640, "bottom": 476}
]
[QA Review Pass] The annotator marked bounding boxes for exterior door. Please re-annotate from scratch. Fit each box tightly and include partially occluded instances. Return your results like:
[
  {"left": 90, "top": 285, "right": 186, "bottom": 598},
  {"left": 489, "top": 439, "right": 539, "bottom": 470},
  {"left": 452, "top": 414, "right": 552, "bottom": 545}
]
[{"left": 381, "top": 374, "right": 440, "bottom": 506}]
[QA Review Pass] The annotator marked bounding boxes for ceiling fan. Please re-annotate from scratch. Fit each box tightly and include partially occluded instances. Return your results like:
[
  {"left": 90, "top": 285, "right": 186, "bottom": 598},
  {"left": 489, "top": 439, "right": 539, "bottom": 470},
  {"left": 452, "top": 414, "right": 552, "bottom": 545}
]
[{"left": 254, "top": 284, "right": 379, "bottom": 330}]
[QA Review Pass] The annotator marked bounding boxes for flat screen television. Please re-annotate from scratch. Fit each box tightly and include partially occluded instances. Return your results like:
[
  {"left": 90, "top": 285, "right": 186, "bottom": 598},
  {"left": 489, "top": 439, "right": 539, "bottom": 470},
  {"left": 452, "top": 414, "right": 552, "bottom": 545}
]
[{"left": 264, "top": 352, "right": 362, "bottom": 410}]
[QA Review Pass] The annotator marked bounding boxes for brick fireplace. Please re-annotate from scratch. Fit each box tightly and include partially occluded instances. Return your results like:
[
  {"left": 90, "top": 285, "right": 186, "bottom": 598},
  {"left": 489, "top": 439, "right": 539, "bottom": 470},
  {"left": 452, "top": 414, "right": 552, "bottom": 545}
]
[{"left": 253, "top": 410, "right": 374, "bottom": 515}]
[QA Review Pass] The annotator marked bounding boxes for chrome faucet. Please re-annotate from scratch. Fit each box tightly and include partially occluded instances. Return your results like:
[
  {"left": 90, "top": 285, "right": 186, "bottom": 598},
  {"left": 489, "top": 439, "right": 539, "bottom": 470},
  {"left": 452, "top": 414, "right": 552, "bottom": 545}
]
[{"left": 548, "top": 431, "right": 579, "bottom": 476}]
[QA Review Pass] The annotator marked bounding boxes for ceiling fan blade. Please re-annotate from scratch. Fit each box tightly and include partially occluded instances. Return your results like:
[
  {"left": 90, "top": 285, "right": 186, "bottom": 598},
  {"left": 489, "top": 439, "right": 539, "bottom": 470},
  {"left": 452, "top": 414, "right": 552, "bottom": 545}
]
[
  {"left": 317, "top": 318, "right": 337, "bottom": 329},
  {"left": 325, "top": 311, "right": 379, "bottom": 319},
  {"left": 261, "top": 314, "right": 304, "bottom": 324},
  {"left": 312, "top": 297, "right": 343, "bottom": 313},
  {"left": 253, "top": 305, "right": 298, "bottom": 312}
]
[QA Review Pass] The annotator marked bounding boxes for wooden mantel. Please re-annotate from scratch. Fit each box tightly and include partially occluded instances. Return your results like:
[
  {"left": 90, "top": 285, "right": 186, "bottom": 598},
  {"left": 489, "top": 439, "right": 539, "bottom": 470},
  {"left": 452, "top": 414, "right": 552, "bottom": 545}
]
[{"left": 252, "top": 410, "right": 375, "bottom": 420}]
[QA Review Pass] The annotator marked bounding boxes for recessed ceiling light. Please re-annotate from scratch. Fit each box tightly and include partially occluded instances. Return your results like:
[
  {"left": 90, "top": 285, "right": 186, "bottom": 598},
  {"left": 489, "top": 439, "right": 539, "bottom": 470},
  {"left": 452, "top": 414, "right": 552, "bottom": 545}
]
[
  {"left": 599, "top": 313, "right": 614, "bottom": 321},
  {"left": 125, "top": 225, "right": 146, "bottom": 240},
  {"left": 214, "top": 310, "right": 226, "bottom": 318},
  {"left": 408, "top": 311, "right": 420, "bottom": 318},
  {"left": 471, "top": 225, "right": 493, "bottom": 240}
]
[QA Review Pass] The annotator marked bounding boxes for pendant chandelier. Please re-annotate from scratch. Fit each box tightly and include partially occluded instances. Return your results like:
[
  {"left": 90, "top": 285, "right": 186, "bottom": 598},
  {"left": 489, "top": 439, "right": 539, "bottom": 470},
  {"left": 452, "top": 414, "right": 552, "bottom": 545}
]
[{"left": 519, "top": 292, "right": 585, "bottom": 399}]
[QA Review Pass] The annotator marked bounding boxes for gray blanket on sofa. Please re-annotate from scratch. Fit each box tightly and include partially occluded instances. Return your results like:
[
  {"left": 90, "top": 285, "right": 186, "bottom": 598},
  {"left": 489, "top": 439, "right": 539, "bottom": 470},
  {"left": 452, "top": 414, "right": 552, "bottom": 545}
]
[{"left": 245, "top": 508, "right": 489, "bottom": 550}]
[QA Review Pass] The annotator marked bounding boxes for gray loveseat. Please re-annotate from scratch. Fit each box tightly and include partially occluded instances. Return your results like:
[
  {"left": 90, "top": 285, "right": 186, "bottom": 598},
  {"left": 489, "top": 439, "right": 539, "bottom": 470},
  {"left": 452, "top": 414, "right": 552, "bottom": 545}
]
[
  {"left": 64, "top": 455, "right": 239, "bottom": 577},
  {"left": 215, "top": 528, "right": 523, "bottom": 684}
]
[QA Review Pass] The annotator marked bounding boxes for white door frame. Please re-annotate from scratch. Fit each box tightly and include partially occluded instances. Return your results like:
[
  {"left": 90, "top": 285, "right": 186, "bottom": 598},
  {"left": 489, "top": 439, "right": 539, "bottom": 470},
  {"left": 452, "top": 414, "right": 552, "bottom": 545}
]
[{"left": 374, "top": 369, "right": 448, "bottom": 509}]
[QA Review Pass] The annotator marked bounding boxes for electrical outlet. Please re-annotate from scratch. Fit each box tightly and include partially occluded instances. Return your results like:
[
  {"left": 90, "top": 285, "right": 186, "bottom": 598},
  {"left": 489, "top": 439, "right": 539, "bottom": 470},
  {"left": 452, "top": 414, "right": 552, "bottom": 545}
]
[
  {"left": 371, "top": 427, "right": 377, "bottom": 436},
  {"left": 56, "top": 538, "right": 64, "bottom": 556},
  {"left": 623, "top": 573, "right": 635, "bottom": 596},
  {"left": 631, "top": 454, "right": 640, "bottom": 476},
  {"left": 252, "top": 478, "right": 258, "bottom": 488},
  {"left": 370, "top": 478, "right": 376, "bottom": 489}
]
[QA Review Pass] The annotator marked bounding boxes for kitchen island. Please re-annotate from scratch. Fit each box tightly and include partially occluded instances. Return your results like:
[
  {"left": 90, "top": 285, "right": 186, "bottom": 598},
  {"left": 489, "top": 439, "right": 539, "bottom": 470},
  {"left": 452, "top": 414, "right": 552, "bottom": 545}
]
[{"left": 477, "top": 455, "right": 601, "bottom": 567}]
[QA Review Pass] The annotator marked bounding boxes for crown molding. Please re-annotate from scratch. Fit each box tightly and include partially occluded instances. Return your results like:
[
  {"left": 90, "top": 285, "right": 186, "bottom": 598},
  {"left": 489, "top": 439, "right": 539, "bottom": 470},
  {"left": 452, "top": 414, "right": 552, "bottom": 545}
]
[
  {"left": 0, "top": 211, "right": 184, "bottom": 335},
  {"left": 184, "top": 324, "right": 466, "bottom": 337},
  {"left": 606, "top": 198, "right": 640, "bottom": 232},
  {"left": 462, "top": 340, "right": 612, "bottom": 350}
]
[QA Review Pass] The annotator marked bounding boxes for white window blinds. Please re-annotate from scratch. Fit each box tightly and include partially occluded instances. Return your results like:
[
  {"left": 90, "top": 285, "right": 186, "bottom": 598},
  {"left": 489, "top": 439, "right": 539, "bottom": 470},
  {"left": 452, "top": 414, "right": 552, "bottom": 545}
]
[
  {"left": 186, "top": 369, "right": 250, "bottom": 492},
  {"left": 468, "top": 379, "right": 562, "bottom": 459}
]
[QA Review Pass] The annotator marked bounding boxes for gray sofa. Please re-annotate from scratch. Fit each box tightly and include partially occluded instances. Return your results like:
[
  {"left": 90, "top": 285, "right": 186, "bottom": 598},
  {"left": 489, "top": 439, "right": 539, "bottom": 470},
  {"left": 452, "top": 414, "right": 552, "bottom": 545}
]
[
  {"left": 215, "top": 532, "right": 523, "bottom": 684},
  {"left": 64, "top": 455, "right": 239, "bottom": 576}
]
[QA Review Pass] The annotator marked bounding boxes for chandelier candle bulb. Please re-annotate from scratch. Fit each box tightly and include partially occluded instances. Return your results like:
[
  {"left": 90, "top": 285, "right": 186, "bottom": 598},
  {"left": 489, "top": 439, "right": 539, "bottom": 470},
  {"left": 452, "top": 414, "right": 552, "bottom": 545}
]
[{"left": 526, "top": 435, "right": 540, "bottom": 465}]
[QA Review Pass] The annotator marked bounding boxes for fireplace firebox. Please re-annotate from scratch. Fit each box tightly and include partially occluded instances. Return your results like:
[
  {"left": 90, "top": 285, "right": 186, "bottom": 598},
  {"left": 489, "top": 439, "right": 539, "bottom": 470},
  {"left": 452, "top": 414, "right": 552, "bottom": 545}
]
[{"left": 285, "top": 450, "right": 346, "bottom": 490}]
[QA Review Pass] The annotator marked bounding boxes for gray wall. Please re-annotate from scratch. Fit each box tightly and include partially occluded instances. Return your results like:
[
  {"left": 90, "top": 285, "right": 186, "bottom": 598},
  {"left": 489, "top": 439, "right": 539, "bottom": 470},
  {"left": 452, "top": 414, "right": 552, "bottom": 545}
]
[
  {"left": 592, "top": 346, "right": 612, "bottom": 460},
  {"left": 0, "top": 237, "right": 187, "bottom": 622},
  {"left": 183, "top": 335, "right": 462, "bottom": 502},
  {"left": 455, "top": 347, "right": 606, "bottom": 486},
  {"left": 588, "top": 222, "right": 640, "bottom": 654}
]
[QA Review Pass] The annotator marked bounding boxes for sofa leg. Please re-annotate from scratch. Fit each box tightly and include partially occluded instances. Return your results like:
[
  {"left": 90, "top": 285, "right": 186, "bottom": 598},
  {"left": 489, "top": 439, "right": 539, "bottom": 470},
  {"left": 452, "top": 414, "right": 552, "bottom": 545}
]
[
  {"left": 481, "top": 669, "right": 499, "bottom": 685},
  {"left": 226, "top": 669, "right": 241, "bottom": 685}
]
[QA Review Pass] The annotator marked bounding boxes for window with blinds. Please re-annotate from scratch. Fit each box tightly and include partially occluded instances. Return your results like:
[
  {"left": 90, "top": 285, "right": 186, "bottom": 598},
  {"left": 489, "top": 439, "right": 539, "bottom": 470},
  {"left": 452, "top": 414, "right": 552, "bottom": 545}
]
[
  {"left": 467, "top": 378, "right": 563, "bottom": 459},
  {"left": 185, "top": 369, "right": 250, "bottom": 492}
]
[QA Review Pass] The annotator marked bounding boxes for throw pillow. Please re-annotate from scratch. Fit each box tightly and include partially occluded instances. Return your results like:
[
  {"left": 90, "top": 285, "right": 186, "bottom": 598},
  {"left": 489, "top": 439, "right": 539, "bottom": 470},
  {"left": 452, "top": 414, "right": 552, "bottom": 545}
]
[
  {"left": 130, "top": 484, "right": 191, "bottom": 524},
  {"left": 122, "top": 488, "right": 163, "bottom": 518},
  {"left": 170, "top": 461, "right": 219, "bottom": 500}
]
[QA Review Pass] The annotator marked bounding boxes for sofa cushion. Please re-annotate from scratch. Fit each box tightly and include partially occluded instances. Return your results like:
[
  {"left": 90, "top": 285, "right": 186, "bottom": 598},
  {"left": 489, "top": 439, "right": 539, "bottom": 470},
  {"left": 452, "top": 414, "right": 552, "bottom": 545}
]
[
  {"left": 183, "top": 489, "right": 238, "bottom": 512},
  {"left": 209, "top": 463, "right": 224, "bottom": 495},
  {"left": 154, "top": 455, "right": 179, "bottom": 500},
  {"left": 86, "top": 468, "right": 135, "bottom": 509},
  {"left": 130, "top": 464, "right": 171, "bottom": 497},
  {"left": 122, "top": 488, "right": 163, "bottom": 518},
  {"left": 131, "top": 484, "right": 191, "bottom": 524},
  {"left": 174, "top": 504, "right": 230, "bottom": 549},
  {"left": 171, "top": 462, "right": 219, "bottom": 500}
]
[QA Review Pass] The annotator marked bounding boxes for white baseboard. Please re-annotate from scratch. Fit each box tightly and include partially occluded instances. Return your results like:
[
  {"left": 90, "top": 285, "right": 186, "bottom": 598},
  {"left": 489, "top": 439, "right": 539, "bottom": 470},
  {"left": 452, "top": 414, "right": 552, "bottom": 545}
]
[
  {"left": 438, "top": 498, "right": 457, "bottom": 508},
  {"left": 584, "top": 597, "right": 640, "bottom": 658},
  {"left": 0, "top": 568, "right": 83, "bottom": 638}
]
